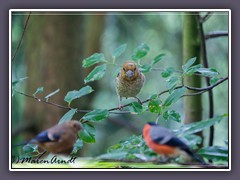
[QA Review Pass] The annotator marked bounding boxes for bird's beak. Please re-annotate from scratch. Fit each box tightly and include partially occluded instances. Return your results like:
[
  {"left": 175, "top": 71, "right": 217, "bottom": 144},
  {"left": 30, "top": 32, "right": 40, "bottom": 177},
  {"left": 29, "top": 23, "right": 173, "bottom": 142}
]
[{"left": 125, "top": 70, "right": 134, "bottom": 79}]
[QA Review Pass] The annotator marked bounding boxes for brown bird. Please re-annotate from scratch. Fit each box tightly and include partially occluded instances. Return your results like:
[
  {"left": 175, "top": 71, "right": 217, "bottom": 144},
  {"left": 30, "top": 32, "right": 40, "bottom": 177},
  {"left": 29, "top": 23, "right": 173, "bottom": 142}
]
[
  {"left": 26, "top": 120, "right": 83, "bottom": 155},
  {"left": 116, "top": 60, "right": 145, "bottom": 110}
]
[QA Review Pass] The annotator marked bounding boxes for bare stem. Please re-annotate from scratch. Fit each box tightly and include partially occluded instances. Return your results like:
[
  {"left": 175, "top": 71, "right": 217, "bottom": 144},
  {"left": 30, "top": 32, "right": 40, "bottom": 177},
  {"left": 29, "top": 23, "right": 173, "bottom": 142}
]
[
  {"left": 205, "top": 31, "right": 229, "bottom": 40},
  {"left": 12, "top": 12, "right": 31, "bottom": 62}
]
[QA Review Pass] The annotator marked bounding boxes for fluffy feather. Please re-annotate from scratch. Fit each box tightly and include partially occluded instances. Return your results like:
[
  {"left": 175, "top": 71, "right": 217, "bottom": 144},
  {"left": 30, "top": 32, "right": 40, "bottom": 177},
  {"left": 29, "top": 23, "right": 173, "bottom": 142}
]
[{"left": 116, "top": 60, "right": 145, "bottom": 110}]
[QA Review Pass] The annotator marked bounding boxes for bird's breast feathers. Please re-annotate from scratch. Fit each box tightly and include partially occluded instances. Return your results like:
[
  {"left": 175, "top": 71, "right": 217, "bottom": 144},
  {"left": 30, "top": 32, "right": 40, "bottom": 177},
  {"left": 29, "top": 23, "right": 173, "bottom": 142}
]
[{"left": 116, "top": 72, "right": 145, "bottom": 98}]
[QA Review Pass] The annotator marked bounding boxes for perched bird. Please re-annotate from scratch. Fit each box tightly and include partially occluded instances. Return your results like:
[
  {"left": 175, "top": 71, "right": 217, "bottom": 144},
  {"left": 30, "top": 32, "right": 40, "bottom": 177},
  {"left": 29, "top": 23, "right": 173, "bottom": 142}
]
[
  {"left": 116, "top": 60, "right": 145, "bottom": 110},
  {"left": 143, "top": 122, "right": 207, "bottom": 165},
  {"left": 14, "top": 120, "right": 83, "bottom": 155}
]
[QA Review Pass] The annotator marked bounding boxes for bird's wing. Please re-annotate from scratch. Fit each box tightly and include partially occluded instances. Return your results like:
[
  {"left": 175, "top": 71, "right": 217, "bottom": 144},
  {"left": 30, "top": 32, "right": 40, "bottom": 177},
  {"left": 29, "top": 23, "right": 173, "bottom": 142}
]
[
  {"left": 30, "top": 130, "right": 61, "bottom": 143},
  {"left": 164, "top": 136, "right": 189, "bottom": 150},
  {"left": 30, "top": 131, "right": 51, "bottom": 143},
  {"left": 149, "top": 126, "right": 175, "bottom": 144},
  {"left": 149, "top": 126, "right": 189, "bottom": 149}
]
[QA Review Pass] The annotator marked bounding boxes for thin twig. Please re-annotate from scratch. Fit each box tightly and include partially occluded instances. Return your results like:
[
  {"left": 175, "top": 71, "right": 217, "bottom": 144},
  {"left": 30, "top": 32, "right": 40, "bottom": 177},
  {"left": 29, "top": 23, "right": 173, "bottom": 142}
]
[
  {"left": 205, "top": 31, "right": 229, "bottom": 40},
  {"left": 185, "top": 77, "right": 228, "bottom": 91},
  {"left": 12, "top": 12, "right": 31, "bottom": 62},
  {"left": 183, "top": 90, "right": 208, "bottom": 97},
  {"left": 198, "top": 14, "right": 215, "bottom": 147},
  {"left": 14, "top": 77, "right": 228, "bottom": 116},
  {"left": 14, "top": 89, "right": 130, "bottom": 114},
  {"left": 201, "top": 12, "right": 213, "bottom": 23}
]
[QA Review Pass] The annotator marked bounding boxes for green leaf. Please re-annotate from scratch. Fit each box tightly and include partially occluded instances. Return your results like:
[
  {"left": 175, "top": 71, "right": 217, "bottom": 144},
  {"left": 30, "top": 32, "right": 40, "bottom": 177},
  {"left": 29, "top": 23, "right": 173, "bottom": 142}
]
[
  {"left": 175, "top": 115, "right": 225, "bottom": 136},
  {"left": 79, "top": 123, "right": 96, "bottom": 143},
  {"left": 33, "top": 87, "right": 44, "bottom": 97},
  {"left": 82, "top": 109, "right": 109, "bottom": 122},
  {"left": 23, "top": 144, "right": 38, "bottom": 154},
  {"left": 12, "top": 77, "right": 28, "bottom": 87},
  {"left": 148, "top": 99, "right": 162, "bottom": 114},
  {"left": 210, "top": 77, "right": 220, "bottom": 85},
  {"left": 185, "top": 64, "right": 203, "bottom": 75},
  {"left": 129, "top": 102, "right": 143, "bottom": 114},
  {"left": 112, "top": 43, "right": 127, "bottom": 58},
  {"left": 58, "top": 109, "right": 77, "bottom": 124},
  {"left": 105, "top": 135, "right": 157, "bottom": 161},
  {"left": 97, "top": 152, "right": 128, "bottom": 160},
  {"left": 12, "top": 77, "right": 28, "bottom": 96},
  {"left": 82, "top": 53, "right": 106, "bottom": 68},
  {"left": 163, "top": 110, "right": 181, "bottom": 122},
  {"left": 196, "top": 68, "right": 219, "bottom": 77},
  {"left": 152, "top": 53, "right": 165, "bottom": 65},
  {"left": 163, "top": 87, "right": 186, "bottom": 107},
  {"left": 45, "top": 89, "right": 60, "bottom": 100},
  {"left": 161, "top": 67, "right": 175, "bottom": 78},
  {"left": 166, "top": 76, "right": 179, "bottom": 93},
  {"left": 84, "top": 64, "right": 107, "bottom": 84},
  {"left": 149, "top": 94, "right": 158, "bottom": 100},
  {"left": 64, "top": 86, "right": 94, "bottom": 104},
  {"left": 71, "top": 139, "right": 84, "bottom": 155},
  {"left": 181, "top": 134, "right": 202, "bottom": 150},
  {"left": 131, "top": 43, "right": 150, "bottom": 61},
  {"left": 139, "top": 64, "right": 152, "bottom": 73},
  {"left": 182, "top": 57, "right": 197, "bottom": 73},
  {"left": 197, "top": 146, "right": 228, "bottom": 161}
]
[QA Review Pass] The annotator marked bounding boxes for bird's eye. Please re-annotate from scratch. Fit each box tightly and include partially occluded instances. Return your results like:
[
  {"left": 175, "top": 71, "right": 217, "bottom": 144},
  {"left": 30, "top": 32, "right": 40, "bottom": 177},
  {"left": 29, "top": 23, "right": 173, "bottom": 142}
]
[{"left": 123, "top": 68, "right": 126, "bottom": 71}]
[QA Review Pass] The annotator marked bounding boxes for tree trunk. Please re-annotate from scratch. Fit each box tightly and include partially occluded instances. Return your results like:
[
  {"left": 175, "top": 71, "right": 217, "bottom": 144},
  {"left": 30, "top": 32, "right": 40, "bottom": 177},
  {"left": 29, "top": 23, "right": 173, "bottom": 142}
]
[
  {"left": 182, "top": 13, "right": 203, "bottom": 142},
  {"left": 24, "top": 14, "right": 85, "bottom": 137}
]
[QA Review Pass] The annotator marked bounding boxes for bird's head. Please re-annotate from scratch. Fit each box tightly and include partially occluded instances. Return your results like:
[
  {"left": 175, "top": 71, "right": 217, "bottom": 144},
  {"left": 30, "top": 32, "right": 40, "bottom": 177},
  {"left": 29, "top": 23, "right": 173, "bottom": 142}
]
[
  {"left": 68, "top": 120, "right": 83, "bottom": 132},
  {"left": 120, "top": 60, "right": 140, "bottom": 81},
  {"left": 147, "top": 122, "right": 158, "bottom": 126}
]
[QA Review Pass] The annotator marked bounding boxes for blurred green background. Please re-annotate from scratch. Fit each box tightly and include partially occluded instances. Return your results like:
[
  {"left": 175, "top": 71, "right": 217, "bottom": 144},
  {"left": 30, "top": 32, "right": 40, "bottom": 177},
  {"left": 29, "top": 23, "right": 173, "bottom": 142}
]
[{"left": 11, "top": 11, "right": 229, "bottom": 157}]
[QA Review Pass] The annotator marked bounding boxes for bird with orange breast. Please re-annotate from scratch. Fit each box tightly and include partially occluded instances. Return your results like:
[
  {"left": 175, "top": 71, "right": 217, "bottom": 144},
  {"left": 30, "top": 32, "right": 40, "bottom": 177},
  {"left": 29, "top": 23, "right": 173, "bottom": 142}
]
[
  {"left": 116, "top": 60, "right": 145, "bottom": 110},
  {"left": 14, "top": 120, "right": 83, "bottom": 155},
  {"left": 142, "top": 122, "right": 207, "bottom": 165}
]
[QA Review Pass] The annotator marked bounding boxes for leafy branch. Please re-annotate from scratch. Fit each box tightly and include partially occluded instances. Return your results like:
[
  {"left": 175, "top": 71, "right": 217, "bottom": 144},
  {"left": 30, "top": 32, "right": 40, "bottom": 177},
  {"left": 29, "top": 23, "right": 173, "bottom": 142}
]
[{"left": 13, "top": 77, "right": 228, "bottom": 115}]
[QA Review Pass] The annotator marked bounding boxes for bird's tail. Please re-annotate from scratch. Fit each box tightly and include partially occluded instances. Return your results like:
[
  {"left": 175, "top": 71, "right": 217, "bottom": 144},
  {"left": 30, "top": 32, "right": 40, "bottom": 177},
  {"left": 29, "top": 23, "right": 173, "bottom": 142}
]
[
  {"left": 12, "top": 139, "right": 38, "bottom": 148},
  {"left": 185, "top": 149, "right": 208, "bottom": 165},
  {"left": 12, "top": 141, "right": 29, "bottom": 148}
]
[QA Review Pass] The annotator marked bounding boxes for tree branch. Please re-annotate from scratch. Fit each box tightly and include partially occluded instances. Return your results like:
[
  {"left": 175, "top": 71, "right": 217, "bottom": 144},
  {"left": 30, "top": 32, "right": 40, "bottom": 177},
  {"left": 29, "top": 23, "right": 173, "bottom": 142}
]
[
  {"left": 205, "top": 31, "right": 228, "bottom": 40},
  {"left": 185, "top": 77, "right": 228, "bottom": 91},
  {"left": 14, "top": 77, "right": 228, "bottom": 116},
  {"left": 12, "top": 12, "right": 31, "bottom": 62},
  {"left": 200, "top": 12, "right": 213, "bottom": 23},
  {"left": 198, "top": 14, "right": 215, "bottom": 147},
  {"left": 14, "top": 89, "right": 131, "bottom": 114}
]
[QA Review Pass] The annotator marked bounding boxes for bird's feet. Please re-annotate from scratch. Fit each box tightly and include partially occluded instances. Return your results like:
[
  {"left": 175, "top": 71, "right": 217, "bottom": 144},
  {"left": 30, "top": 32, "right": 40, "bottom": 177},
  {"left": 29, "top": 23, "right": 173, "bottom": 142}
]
[{"left": 119, "top": 104, "right": 123, "bottom": 111}]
